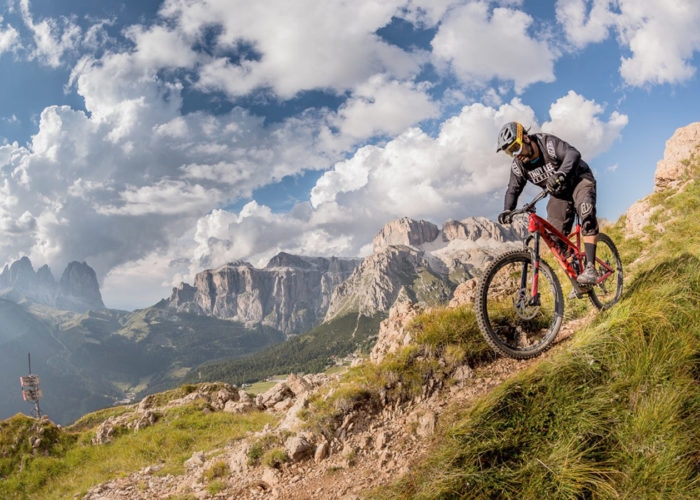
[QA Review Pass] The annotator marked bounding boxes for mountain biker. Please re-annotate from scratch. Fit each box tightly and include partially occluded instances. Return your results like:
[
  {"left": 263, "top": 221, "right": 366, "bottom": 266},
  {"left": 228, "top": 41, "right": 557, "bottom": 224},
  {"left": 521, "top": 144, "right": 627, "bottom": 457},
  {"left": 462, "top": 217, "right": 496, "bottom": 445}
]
[{"left": 495, "top": 122, "right": 598, "bottom": 286}]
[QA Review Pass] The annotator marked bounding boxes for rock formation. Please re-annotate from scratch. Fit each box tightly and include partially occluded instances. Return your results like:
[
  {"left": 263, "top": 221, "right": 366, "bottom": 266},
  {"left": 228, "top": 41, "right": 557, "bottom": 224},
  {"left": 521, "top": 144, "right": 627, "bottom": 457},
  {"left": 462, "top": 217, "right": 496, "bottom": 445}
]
[
  {"left": 654, "top": 121, "right": 700, "bottom": 192},
  {"left": 165, "top": 253, "right": 361, "bottom": 335},
  {"left": 324, "top": 215, "right": 527, "bottom": 321},
  {"left": 627, "top": 121, "right": 700, "bottom": 235},
  {"left": 0, "top": 257, "right": 104, "bottom": 312}
]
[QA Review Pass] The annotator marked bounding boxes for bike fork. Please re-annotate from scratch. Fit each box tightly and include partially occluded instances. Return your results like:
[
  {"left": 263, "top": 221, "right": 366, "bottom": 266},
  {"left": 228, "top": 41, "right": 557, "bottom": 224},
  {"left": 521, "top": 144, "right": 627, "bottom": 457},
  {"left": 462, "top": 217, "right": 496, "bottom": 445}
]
[{"left": 523, "top": 232, "right": 541, "bottom": 306}]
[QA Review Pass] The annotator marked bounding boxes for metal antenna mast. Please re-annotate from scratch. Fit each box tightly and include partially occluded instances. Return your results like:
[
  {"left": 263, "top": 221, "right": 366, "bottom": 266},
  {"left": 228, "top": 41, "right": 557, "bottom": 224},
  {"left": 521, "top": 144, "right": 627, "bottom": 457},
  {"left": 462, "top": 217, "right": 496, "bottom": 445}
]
[{"left": 20, "top": 352, "right": 42, "bottom": 418}]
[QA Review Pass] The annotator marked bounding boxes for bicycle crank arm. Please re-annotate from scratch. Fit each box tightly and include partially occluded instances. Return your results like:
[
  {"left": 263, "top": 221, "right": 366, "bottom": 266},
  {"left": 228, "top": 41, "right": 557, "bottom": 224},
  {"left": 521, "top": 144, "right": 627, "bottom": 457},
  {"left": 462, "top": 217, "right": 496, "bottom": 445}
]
[{"left": 566, "top": 276, "right": 587, "bottom": 299}]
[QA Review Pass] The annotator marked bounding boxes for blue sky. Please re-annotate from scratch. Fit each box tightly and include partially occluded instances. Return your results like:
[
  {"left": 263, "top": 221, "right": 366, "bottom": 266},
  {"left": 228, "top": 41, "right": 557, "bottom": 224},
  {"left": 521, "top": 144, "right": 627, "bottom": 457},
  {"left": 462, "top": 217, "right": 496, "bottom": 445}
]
[{"left": 0, "top": 0, "right": 699, "bottom": 310}]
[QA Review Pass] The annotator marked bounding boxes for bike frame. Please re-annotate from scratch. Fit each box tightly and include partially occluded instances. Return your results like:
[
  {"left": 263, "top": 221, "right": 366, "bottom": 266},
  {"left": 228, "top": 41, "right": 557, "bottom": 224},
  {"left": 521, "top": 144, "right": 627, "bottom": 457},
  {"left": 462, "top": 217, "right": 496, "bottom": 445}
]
[{"left": 525, "top": 212, "right": 615, "bottom": 299}]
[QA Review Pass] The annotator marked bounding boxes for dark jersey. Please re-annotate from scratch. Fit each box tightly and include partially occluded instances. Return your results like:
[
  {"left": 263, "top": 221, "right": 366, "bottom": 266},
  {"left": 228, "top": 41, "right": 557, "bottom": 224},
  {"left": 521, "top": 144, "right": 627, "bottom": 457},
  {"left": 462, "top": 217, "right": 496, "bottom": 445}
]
[{"left": 504, "top": 133, "right": 596, "bottom": 211}]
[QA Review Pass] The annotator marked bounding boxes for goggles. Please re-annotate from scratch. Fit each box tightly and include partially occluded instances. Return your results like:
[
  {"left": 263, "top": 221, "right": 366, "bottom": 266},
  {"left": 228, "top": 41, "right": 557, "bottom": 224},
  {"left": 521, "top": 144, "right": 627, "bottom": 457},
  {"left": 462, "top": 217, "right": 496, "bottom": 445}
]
[
  {"left": 501, "top": 122, "right": 525, "bottom": 157},
  {"left": 504, "top": 138, "right": 524, "bottom": 157}
]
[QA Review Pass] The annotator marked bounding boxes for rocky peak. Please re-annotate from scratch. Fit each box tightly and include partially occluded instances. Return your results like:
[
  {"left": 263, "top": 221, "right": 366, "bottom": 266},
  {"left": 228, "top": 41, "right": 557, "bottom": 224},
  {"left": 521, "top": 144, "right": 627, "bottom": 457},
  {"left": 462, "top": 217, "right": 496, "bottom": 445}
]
[
  {"left": 627, "top": 121, "right": 700, "bottom": 235},
  {"left": 6, "top": 256, "right": 36, "bottom": 287},
  {"left": 266, "top": 252, "right": 315, "bottom": 269},
  {"left": 57, "top": 261, "right": 105, "bottom": 311},
  {"left": 325, "top": 214, "right": 527, "bottom": 321},
  {"left": 654, "top": 121, "right": 700, "bottom": 192},
  {"left": 441, "top": 216, "right": 523, "bottom": 243},
  {"left": 36, "top": 265, "right": 56, "bottom": 286},
  {"left": 0, "top": 257, "right": 104, "bottom": 312},
  {"left": 372, "top": 217, "right": 440, "bottom": 253}
]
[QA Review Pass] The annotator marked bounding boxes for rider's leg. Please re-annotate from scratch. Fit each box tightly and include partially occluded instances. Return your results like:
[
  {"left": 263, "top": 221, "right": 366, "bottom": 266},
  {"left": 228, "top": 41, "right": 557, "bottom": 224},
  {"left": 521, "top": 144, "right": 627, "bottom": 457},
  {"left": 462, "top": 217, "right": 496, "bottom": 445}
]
[
  {"left": 545, "top": 195, "right": 574, "bottom": 257},
  {"left": 573, "top": 179, "right": 599, "bottom": 285}
]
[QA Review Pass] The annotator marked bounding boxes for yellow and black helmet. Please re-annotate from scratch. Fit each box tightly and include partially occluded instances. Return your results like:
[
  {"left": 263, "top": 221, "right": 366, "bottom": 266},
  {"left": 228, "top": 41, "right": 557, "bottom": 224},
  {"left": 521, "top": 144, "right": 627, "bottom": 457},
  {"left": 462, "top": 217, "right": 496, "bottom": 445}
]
[{"left": 496, "top": 122, "right": 525, "bottom": 157}]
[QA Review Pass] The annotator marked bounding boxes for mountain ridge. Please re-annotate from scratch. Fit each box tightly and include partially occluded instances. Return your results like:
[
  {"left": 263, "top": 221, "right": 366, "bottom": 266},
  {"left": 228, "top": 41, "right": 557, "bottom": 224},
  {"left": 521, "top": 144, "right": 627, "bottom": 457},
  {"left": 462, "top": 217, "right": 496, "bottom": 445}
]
[{"left": 0, "top": 257, "right": 104, "bottom": 313}]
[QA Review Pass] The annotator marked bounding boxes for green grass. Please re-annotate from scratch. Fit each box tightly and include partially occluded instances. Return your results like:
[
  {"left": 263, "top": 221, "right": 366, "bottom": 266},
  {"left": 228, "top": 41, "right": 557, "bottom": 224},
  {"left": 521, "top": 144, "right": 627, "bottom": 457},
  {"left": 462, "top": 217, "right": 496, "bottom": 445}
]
[
  {"left": 262, "top": 448, "right": 289, "bottom": 468},
  {"left": 0, "top": 392, "right": 276, "bottom": 500},
  {"left": 370, "top": 161, "right": 700, "bottom": 498}
]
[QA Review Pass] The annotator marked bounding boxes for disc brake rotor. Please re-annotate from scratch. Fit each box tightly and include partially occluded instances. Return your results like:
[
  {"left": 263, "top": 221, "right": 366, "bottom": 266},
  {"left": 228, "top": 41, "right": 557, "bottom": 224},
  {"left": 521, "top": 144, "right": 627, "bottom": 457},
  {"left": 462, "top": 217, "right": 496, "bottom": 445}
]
[{"left": 513, "top": 288, "right": 539, "bottom": 320}]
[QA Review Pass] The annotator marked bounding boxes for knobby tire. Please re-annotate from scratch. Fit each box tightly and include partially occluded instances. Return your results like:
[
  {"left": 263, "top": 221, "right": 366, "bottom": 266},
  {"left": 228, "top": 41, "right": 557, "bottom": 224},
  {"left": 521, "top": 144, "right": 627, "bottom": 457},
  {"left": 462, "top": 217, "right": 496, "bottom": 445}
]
[{"left": 475, "top": 249, "right": 564, "bottom": 359}]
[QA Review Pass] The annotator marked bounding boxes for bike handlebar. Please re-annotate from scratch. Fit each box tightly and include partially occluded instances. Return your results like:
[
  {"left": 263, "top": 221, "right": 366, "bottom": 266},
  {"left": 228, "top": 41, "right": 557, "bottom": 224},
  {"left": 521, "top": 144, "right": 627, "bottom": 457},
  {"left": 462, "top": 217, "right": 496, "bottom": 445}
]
[{"left": 509, "top": 189, "right": 549, "bottom": 217}]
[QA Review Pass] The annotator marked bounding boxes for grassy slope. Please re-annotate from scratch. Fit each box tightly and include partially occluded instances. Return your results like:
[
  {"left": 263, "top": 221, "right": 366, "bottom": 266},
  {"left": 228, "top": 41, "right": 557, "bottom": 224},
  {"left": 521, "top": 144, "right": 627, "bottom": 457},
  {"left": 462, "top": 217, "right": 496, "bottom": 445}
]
[
  {"left": 0, "top": 385, "right": 276, "bottom": 500},
  {"left": 372, "top": 162, "right": 700, "bottom": 497}
]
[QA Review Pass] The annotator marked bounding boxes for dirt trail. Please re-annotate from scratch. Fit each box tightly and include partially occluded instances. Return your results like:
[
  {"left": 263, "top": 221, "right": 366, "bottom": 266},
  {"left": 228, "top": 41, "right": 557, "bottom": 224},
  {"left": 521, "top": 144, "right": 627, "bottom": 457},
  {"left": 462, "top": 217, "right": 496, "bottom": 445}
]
[{"left": 237, "top": 313, "right": 593, "bottom": 500}]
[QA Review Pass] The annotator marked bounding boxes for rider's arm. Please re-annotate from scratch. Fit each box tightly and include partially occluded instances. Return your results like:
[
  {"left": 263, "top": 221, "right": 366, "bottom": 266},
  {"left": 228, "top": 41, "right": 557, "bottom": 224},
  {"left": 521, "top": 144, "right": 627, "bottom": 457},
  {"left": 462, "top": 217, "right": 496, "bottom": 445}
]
[
  {"left": 550, "top": 135, "right": 581, "bottom": 178},
  {"left": 504, "top": 161, "right": 527, "bottom": 210}
]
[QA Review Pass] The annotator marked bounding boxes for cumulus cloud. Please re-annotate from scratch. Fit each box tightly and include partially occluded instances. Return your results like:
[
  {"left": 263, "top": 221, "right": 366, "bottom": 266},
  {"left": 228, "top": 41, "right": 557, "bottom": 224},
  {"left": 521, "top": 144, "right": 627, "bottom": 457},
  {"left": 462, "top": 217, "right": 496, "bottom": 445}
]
[
  {"left": 0, "top": 58, "right": 337, "bottom": 301},
  {"left": 330, "top": 75, "right": 439, "bottom": 141},
  {"left": 541, "top": 90, "right": 628, "bottom": 159},
  {"left": 432, "top": 1, "right": 556, "bottom": 92},
  {"left": 617, "top": 0, "right": 700, "bottom": 86},
  {"left": 160, "top": 0, "right": 423, "bottom": 99},
  {"left": 556, "top": 0, "right": 700, "bottom": 86},
  {"left": 555, "top": 0, "right": 614, "bottom": 48}
]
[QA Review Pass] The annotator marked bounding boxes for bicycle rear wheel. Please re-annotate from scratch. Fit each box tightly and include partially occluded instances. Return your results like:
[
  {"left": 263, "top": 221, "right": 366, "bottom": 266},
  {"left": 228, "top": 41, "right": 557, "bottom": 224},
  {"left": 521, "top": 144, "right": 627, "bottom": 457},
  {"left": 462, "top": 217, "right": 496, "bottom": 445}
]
[
  {"left": 475, "top": 249, "right": 564, "bottom": 359},
  {"left": 587, "top": 233, "right": 623, "bottom": 310}
]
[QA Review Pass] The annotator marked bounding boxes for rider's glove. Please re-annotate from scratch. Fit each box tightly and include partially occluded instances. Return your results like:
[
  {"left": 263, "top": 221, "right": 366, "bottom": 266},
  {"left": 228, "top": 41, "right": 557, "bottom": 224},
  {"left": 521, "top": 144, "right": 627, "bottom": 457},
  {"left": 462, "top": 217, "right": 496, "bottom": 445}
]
[
  {"left": 546, "top": 172, "right": 567, "bottom": 195},
  {"left": 498, "top": 210, "right": 513, "bottom": 225}
]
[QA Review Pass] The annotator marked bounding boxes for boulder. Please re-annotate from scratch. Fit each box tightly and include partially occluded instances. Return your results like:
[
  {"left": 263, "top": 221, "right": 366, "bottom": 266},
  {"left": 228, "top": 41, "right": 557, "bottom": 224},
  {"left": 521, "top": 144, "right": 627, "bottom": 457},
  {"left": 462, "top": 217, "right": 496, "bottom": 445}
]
[
  {"left": 448, "top": 278, "right": 478, "bottom": 307},
  {"left": 314, "top": 441, "right": 329, "bottom": 462},
  {"left": 284, "top": 436, "right": 312, "bottom": 462},
  {"left": 256, "top": 382, "right": 295, "bottom": 410},
  {"left": 286, "top": 373, "right": 312, "bottom": 395}
]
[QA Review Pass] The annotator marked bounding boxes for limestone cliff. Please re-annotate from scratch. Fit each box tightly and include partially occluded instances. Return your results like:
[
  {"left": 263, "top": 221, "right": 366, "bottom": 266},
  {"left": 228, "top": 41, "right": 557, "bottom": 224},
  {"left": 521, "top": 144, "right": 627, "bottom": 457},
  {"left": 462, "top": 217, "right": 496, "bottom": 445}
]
[
  {"left": 324, "top": 215, "right": 528, "bottom": 321},
  {"left": 165, "top": 253, "right": 361, "bottom": 335}
]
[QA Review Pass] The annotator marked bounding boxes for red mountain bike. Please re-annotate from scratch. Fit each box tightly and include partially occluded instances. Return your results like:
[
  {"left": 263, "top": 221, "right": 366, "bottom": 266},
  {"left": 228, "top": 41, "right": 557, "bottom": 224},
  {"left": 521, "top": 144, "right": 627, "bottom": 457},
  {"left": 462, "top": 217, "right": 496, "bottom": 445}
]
[{"left": 475, "top": 189, "right": 623, "bottom": 359}]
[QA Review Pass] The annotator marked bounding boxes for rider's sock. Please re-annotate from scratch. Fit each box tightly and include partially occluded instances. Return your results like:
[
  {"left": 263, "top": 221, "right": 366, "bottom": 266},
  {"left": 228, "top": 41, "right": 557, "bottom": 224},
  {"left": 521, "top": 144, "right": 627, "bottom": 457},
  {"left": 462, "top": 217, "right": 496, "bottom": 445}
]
[{"left": 584, "top": 242, "right": 596, "bottom": 266}]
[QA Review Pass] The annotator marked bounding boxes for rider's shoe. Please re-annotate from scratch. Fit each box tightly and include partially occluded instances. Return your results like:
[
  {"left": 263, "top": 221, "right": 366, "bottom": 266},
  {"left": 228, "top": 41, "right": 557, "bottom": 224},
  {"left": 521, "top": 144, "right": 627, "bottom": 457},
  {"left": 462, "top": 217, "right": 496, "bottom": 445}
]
[
  {"left": 568, "top": 289, "right": 578, "bottom": 299},
  {"left": 577, "top": 263, "right": 598, "bottom": 286}
]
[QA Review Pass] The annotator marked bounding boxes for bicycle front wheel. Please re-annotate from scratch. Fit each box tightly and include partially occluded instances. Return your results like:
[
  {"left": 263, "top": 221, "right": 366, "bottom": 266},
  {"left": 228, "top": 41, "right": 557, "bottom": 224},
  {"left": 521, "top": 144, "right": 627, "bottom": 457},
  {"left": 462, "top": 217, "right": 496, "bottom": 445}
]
[{"left": 475, "top": 250, "right": 564, "bottom": 359}]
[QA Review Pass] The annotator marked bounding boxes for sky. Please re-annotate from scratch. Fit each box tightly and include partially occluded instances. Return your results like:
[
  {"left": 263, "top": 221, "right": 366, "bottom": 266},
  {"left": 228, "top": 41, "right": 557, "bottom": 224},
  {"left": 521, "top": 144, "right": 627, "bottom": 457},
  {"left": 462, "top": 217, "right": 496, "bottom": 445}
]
[{"left": 0, "top": 0, "right": 699, "bottom": 310}]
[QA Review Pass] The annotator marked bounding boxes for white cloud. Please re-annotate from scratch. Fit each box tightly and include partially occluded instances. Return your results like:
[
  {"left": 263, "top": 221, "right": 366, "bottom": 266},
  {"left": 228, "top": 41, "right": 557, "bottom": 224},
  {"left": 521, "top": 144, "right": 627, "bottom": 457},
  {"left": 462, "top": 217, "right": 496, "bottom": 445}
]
[
  {"left": 160, "top": 0, "right": 423, "bottom": 99},
  {"left": 19, "top": 0, "right": 82, "bottom": 68},
  {"left": 0, "top": 70, "right": 338, "bottom": 304},
  {"left": 0, "top": 18, "right": 20, "bottom": 54},
  {"left": 556, "top": 0, "right": 700, "bottom": 86},
  {"left": 97, "top": 180, "right": 222, "bottom": 216},
  {"left": 617, "top": 0, "right": 700, "bottom": 86},
  {"left": 555, "top": 0, "right": 614, "bottom": 48},
  {"left": 331, "top": 75, "right": 439, "bottom": 140},
  {"left": 432, "top": 1, "right": 556, "bottom": 92},
  {"left": 541, "top": 90, "right": 628, "bottom": 159},
  {"left": 124, "top": 24, "right": 198, "bottom": 71}
]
